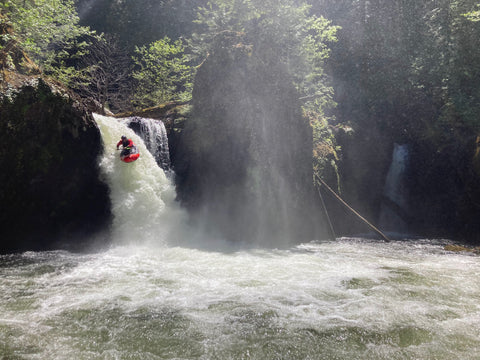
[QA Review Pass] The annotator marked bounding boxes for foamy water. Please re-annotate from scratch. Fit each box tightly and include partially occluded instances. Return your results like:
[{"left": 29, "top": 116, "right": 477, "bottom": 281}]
[
  {"left": 1, "top": 115, "right": 478, "bottom": 359},
  {"left": 95, "top": 114, "right": 186, "bottom": 245},
  {"left": 0, "top": 239, "right": 479, "bottom": 359}
]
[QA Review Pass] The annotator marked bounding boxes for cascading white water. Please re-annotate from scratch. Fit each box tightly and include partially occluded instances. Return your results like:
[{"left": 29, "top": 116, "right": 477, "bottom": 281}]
[
  {"left": 94, "top": 114, "right": 185, "bottom": 245},
  {"left": 0, "top": 239, "right": 479, "bottom": 359},
  {"left": 0, "top": 118, "right": 479, "bottom": 359},
  {"left": 121, "top": 116, "right": 172, "bottom": 175}
]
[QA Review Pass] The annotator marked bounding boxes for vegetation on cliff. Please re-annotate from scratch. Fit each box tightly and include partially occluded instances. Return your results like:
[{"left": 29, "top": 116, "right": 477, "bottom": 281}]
[
  {"left": 188, "top": 0, "right": 340, "bottom": 187},
  {"left": 312, "top": 0, "right": 480, "bottom": 240},
  {"left": 132, "top": 37, "right": 193, "bottom": 108},
  {"left": 3, "top": 0, "right": 480, "bottom": 242},
  {"left": 1, "top": 0, "right": 96, "bottom": 86},
  {"left": 175, "top": 31, "right": 328, "bottom": 245},
  {"left": 0, "top": 15, "right": 111, "bottom": 253}
]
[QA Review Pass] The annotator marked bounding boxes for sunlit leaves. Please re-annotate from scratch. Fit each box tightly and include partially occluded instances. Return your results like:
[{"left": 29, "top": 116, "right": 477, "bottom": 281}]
[
  {"left": 463, "top": 4, "right": 480, "bottom": 22},
  {"left": 2, "top": 0, "right": 96, "bottom": 85},
  {"left": 192, "top": 0, "right": 339, "bottom": 115},
  {"left": 132, "top": 37, "right": 193, "bottom": 108},
  {"left": 190, "top": 0, "right": 341, "bottom": 183},
  {"left": 418, "top": 0, "right": 480, "bottom": 132}
]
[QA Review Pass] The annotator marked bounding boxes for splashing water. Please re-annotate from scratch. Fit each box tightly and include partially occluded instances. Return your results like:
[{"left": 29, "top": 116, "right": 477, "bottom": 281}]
[
  {"left": 94, "top": 114, "right": 185, "bottom": 245},
  {"left": 0, "top": 239, "right": 479, "bottom": 359},
  {"left": 122, "top": 116, "right": 172, "bottom": 175},
  {"left": 0, "top": 116, "right": 479, "bottom": 359}
]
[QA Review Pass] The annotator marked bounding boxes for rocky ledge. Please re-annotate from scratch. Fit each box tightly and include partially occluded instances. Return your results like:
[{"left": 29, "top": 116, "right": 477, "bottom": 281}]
[{"left": 0, "top": 21, "right": 111, "bottom": 253}]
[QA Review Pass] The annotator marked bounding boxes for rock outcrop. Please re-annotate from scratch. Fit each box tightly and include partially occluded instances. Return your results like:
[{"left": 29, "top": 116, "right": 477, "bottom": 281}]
[
  {"left": 334, "top": 106, "right": 480, "bottom": 244},
  {"left": 0, "top": 18, "right": 111, "bottom": 253},
  {"left": 174, "top": 32, "right": 327, "bottom": 246}
]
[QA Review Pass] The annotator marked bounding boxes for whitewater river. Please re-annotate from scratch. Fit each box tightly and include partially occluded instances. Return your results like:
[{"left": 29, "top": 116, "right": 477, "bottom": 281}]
[
  {"left": 1, "top": 115, "right": 478, "bottom": 359},
  {"left": 0, "top": 239, "right": 479, "bottom": 359}
]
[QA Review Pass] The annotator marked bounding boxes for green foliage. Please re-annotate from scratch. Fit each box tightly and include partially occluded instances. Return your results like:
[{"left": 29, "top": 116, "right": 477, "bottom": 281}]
[
  {"left": 416, "top": 0, "right": 480, "bottom": 134},
  {"left": 131, "top": 37, "right": 193, "bottom": 109},
  {"left": 312, "top": 0, "right": 480, "bottom": 144},
  {"left": 309, "top": 111, "right": 341, "bottom": 190},
  {"left": 189, "top": 0, "right": 341, "bottom": 184},
  {"left": 1, "top": 0, "right": 96, "bottom": 86},
  {"left": 191, "top": 0, "right": 339, "bottom": 116},
  {"left": 464, "top": 4, "right": 480, "bottom": 21},
  {"left": 75, "top": 0, "right": 204, "bottom": 50}
]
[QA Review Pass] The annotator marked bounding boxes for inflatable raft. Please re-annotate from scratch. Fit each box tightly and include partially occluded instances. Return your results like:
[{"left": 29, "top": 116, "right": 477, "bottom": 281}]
[{"left": 120, "top": 145, "right": 140, "bottom": 163}]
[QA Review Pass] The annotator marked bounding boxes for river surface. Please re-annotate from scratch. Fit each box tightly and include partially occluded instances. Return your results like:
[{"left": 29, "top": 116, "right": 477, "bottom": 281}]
[
  {"left": 0, "top": 238, "right": 479, "bottom": 359},
  {"left": 2, "top": 115, "right": 478, "bottom": 359}
]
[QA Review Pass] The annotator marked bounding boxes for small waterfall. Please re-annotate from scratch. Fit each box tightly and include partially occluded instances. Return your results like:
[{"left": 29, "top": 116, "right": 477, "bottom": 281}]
[
  {"left": 94, "top": 114, "right": 185, "bottom": 245},
  {"left": 379, "top": 143, "right": 410, "bottom": 235},
  {"left": 121, "top": 116, "right": 172, "bottom": 177}
]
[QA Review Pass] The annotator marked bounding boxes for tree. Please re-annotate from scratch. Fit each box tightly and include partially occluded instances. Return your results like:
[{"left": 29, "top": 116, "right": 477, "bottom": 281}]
[
  {"left": 464, "top": 4, "right": 480, "bottom": 21},
  {"left": 1, "top": 0, "right": 97, "bottom": 87},
  {"left": 413, "top": 0, "right": 480, "bottom": 134},
  {"left": 190, "top": 0, "right": 340, "bottom": 186},
  {"left": 75, "top": 0, "right": 204, "bottom": 51},
  {"left": 131, "top": 36, "right": 193, "bottom": 109},
  {"left": 74, "top": 34, "right": 134, "bottom": 112},
  {"left": 191, "top": 0, "right": 339, "bottom": 116}
]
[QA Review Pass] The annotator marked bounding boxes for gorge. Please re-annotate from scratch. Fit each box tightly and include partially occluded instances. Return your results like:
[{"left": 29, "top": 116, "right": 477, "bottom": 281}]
[
  {"left": 1, "top": 115, "right": 479, "bottom": 357},
  {"left": 1, "top": 1, "right": 480, "bottom": 357}
]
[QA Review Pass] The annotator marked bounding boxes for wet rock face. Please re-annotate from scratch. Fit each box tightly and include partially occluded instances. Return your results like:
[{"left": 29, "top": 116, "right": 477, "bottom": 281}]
[
  {"left": 0, "top": 77, "right": 112, "bottom": 253},
  {"left": 407, "top": 136, "right": 480, "bottom": 244},
  {"left": 175, "top": 33, "right": 326, "bottom": 246}
]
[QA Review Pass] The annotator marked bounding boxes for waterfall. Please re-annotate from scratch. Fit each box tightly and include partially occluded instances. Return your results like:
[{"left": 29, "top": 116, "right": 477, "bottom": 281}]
[
  {"left": 379, "top": 143, "right": 410, "bottom": 235},
  {"left": 94, "top": 114, "right": 185, "bottom": 245},
  {"left": 3, "top": 121, "right": 480, "bottom": 360},
  {"left": 121, "top": 116, "right": 172, "bottom": 177}
]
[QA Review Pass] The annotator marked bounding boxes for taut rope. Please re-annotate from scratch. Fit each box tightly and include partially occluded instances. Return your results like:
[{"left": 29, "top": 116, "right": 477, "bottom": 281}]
[{"left": 315, "top": 175, "right": 390, "bottom": 242}]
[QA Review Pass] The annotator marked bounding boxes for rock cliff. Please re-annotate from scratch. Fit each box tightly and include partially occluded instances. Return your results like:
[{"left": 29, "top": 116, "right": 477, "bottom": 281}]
[
  {"left": 0, "top": 19, "right": 111, "bottom": 253},
  {"left": 174, "top": 32, "right": 327, "bottom": 246},
  {"left": 335, "top": 107, "right": 480, "bottom": 244}
]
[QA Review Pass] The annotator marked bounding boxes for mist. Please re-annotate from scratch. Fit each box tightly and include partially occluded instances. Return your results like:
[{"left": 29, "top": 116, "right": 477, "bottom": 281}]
[{"left": 75, "top": 0, "right": 480, "bottom": 241}]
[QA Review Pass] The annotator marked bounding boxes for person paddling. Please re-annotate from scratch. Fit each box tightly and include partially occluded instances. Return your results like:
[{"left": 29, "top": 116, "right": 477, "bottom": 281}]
[{"left": 117, "top": 135, "right": 135, "bottom": 158}]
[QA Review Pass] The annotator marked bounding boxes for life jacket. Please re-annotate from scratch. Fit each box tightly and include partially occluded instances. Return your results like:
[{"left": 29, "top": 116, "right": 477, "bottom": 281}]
[{"left": 120, "top": 139, "right": 134, "bottom": 148}]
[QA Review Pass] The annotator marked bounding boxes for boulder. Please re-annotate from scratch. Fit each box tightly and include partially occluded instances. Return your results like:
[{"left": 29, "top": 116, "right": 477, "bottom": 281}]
[
  {"left": 0, "top": 22, "right": 111, "bottom": 252},
  {"left": 174, "top": 32, "right": 327, "bottom": 246},
  {"left": 0, "top": 75, "right": 112, "bottom": 253}
]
